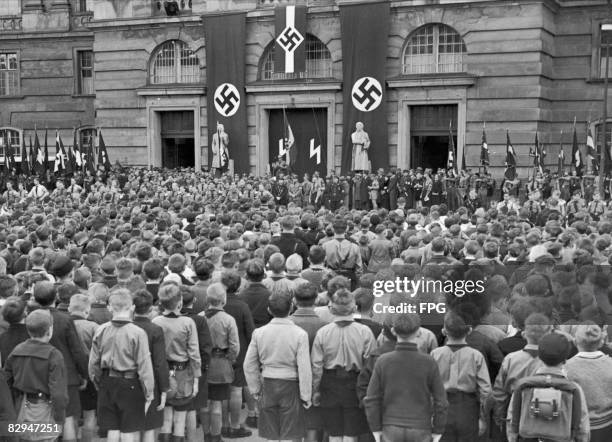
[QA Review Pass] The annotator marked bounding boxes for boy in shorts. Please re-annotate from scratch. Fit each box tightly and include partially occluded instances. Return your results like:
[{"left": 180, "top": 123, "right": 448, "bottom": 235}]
[
  {"left": 153, "top": 283, "right": 201, "bottom": 442},
  {"left": 89, "top": 288, "right": 155, "bottom": 442}
]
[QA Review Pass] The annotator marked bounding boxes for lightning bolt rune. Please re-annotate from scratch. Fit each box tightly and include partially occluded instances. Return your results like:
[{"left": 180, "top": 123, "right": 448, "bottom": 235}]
[{"left": 310, "top": 139, "right": 321, "bottom": 165}]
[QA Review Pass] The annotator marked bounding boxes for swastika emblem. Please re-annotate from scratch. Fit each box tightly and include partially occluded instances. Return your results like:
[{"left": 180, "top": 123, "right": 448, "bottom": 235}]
[
  {"left": 276, "top": 25, "right": 304, "bottom": 53},
  {"left": 351, "top": 77, "right": 383, "bottom": 112},
  {"left": 214, "top": 83, "right": 241, "bottom": 117}
]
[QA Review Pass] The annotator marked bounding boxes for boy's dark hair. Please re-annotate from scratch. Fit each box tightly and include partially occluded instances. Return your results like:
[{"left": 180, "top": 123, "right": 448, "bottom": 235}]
[
  {"left": 220, "top": 271, "right": 242, "bottom": 295},
  {"left": 33, "top": 281, "right": 57, "bottom": 307},
  {"left": 132, "top": 289, "right": 153, "bottom": 315},
  {"left": 180, "top": 285, "right": 194, "bottom": 307},
  {"left": 354, "top": 289, "right": 374, "bottom": 313},
  {"left": 444, "top": 311, "right": 471, "bottom": 339},
  {"left": 268, "top": 292, "right": 292, "bottom": 318},
  {"left": 308, "top": 246, "right": 325, "bottom": 265},
  {"left": 2, "top": 296, "right": 26, "bottom": 324},
  {"left": 193, "top": 257, "right": 214, "bottom": 281},
  {"left": 246, "top": 259, "right": 266, "bottom": 282},
  {"left": 0, "top": 275, "right": 18, "bottom": 298},
  {"left": 392, "top": 313, "right": 421, "bottom": 338},
  {"left": 221, "top": 251, "right": 239, "bottom": 269},
  {"left": 26, "top": 309, "right": 53, "bottom": 338},
  {"left": 293, "top": 282, "right": 317, "bottom": 307},
  {"left": 143, "top": 258, "right": 164, "bottom": 280},
  {"left": 57, "top": 283, "right": 80, "bottom": 305}
]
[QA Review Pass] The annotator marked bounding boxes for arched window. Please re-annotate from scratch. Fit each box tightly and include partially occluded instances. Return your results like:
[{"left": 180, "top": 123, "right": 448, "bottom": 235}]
[
  {"left": 150, "top": 41, "right": 201, "bottom": 85},
  {"left": 0, "top": 128, "right": 21, "bottom": 157},
  {"left": 402, "top": 24, "right": 466, "bottom": 75},
  {"left": 260, "top": 34, "right": 333, "bottom": 80}
]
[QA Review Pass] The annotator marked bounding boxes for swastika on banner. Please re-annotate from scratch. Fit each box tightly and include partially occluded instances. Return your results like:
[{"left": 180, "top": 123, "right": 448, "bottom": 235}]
[
  {"left": 214, "top": 83, "right": 241, "bottom": 117},
  {"left": 276, "top": 25, "right": 304, "bottom": 53},
  {"left": 351, "top": 77, "right": 383, "bottom": 112}
]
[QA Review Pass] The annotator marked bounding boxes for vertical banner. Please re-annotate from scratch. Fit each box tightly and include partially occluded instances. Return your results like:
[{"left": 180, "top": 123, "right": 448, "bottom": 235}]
[
  {"left": 274, "top": 5, "right": 307, "bottom": 75},
  {"left": 340, "top": 1, "right": 389, "bottom": 174},
  {"left": 268, "top": 109, "right": 327, "bottom": 177},
  {"left": 204, "top": 12, "right": 249, "bottom": 173}
]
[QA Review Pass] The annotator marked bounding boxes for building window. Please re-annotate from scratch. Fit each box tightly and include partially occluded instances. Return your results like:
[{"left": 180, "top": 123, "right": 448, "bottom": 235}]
[
  {"left": 79, "top": 127, "right": 97, "bottom": 149},
  {"left": 150, "top": 41, "right": 201, "bottom": 85},
  {"left": 0, "top": 53, "right": 19, "bottom": 96},
  {"left": 0, "top": 0, "right": 20, "bottom": 15},
  {"left": 77, "top": 50, "right": 94, "bottom": 95},
  {"left": 402, "top": 24, "right": 466, "bottom": 75},
  {"left": 600, "top": 25, "right": 612, "bottom": 78},
  {"left": 78, "top": 0, "right": 88, "bottom": 12},
  {"left": 260, "top": 34, "right": 333, "bottom": 81},
  {"left": 0, "top": 128, "right": 20, "bottom": 157}
]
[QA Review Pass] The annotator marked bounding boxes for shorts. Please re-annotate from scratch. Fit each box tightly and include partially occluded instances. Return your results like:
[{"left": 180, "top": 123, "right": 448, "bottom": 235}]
[
  {"left": 97, "top": 375, "right": 146, "bottom": 433},
  {"left": 231, "top": 365, "right": 246, "bottom": 388},
  {"left": 66, "top": 385, "right": 81, "bottom": 418},
  {"left": 258, "top": 378, "right": 305, "bottom": 440},
  {"left": 319, "top": 369, "right": 369, "bottom": 437},
  {"left": 208, "top": 383, "right": 229, "bottom": 401},
  {"left": 144, "top": 388, "right": 163, "bottom": 431},
  {"left": 79, "top": 380, "right": 97, "bottom": 412},
  {"left": 382, "top": 426, "right": 432, "bottom": 442},
  {"left": 189, "top": 370, "right": 208, "bottom": 411}
]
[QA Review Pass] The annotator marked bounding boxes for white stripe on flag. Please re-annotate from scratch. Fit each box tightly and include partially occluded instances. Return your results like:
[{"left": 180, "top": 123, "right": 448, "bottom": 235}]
[{"left": 285, "top": 5, "right": 295, "bottom": 73}]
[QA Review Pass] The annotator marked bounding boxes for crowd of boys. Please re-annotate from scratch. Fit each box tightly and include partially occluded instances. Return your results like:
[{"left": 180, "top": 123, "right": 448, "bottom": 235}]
[{"left": 0, "top": 165, "right": 611, "bottom": 442}]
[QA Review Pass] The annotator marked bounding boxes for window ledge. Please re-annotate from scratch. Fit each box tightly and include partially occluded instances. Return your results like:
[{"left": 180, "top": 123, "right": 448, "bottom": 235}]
[
  {"left": 72, "top": 94, "right": 96, "bottom": 98},
  {"left": 586, "top": 77, "right": 612, "bottom": 84},
  {"left": 136, "top": 85, "right": 206, "bottom": 96},
  {"left": 387, "top": 73, "right": 477, "bottom": 88},
  {"left": 0, "top": 95, "right": 24, "bottom": 100},
  {"left": 246, "top": 80, "right": 341, "bottom": 93}
]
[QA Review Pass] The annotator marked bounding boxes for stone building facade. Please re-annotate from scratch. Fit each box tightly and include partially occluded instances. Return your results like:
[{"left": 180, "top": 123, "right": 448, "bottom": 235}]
[{"left": 0, "top": 0, "right": 611, "bottom": 176}]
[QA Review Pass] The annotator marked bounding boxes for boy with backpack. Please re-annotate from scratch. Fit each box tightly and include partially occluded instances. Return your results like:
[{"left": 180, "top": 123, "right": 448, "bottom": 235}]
[
  {"left": 506, "top": 333, "right": 590, "bottom": 442},
  {"left": 431, "top": 311, "right": 491, "bottom": 441},
  {"left": 493, "top": 313, "right": 550, "bottom": 435}
]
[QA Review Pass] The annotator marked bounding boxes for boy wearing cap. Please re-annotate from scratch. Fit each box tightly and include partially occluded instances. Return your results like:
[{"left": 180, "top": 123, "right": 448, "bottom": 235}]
[
  {"left": 566, "top": 323, "right": 612, "bottom": 442},
  {"left": 506, "top": 333, "right": 590, "bottom": 442},
  {"left": 5, "top": 309, "right": 68, "bottom": 433},
  {"left": 364, "top": 312, "right": 447, "bottom": 442},
  {"left": 89, "top": 288, "right": 155, "bottom": 442}
]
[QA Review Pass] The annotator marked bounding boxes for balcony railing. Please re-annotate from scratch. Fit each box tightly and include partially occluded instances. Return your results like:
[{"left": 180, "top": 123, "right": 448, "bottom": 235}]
[{"left": 0, "top": 16, "right": 21, "bottom": 32}]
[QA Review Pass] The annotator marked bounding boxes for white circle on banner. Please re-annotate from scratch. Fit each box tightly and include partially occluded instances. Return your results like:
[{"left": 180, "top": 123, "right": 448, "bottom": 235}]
[
  {"left": 214, "top": 83, "right": 241, "bottom": 117},
  {"left": 351, "top": 76, "right": 383, "bottom": 112}
]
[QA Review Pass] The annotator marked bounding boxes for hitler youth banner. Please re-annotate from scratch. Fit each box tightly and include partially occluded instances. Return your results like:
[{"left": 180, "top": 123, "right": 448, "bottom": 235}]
[
  {"left": 340, "top": 1, "right": 389, "bottom": 173},
  {"left": 274, "top": 5, "right": 307, "bottom": 74},
  {"left": 204, "top": 12, "right": 249, "bottom": 173}
]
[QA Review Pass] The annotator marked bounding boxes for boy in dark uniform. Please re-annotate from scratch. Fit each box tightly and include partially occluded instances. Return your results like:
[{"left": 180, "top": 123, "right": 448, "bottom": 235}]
[
  {"left": 5, "top": 309, "right": 68, "bottom": 439},
  {"left": 132, "top": 289, "right": 170, "bottom": 442}
]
